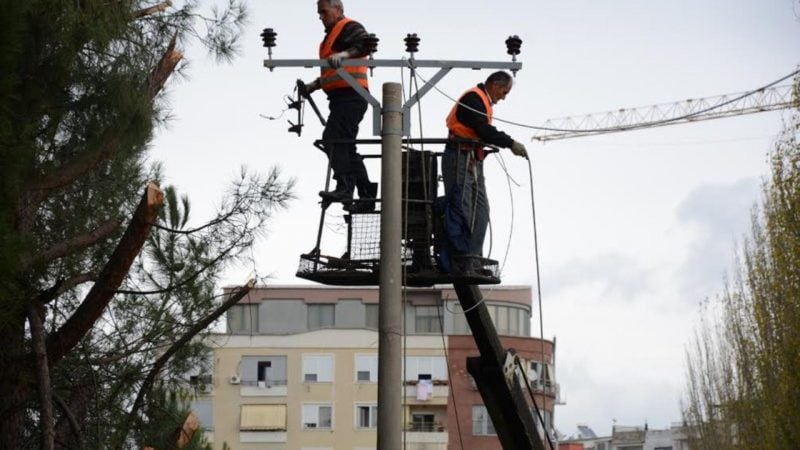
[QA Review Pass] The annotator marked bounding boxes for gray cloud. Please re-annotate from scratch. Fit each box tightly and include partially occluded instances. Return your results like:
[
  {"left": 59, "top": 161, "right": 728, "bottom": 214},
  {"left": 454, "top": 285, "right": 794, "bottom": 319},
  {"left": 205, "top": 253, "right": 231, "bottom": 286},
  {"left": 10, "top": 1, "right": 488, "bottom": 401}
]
[
  {"left": 675, "top": 178, "right": 761, "bottom": 302},
  {"left": 543, "top": 252, "right": 655, "bottom": 303}
]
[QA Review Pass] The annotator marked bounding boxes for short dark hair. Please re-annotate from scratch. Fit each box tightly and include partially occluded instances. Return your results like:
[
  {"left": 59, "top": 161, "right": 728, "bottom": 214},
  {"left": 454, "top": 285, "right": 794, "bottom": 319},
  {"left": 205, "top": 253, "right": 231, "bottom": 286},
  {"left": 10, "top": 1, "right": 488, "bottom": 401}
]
[{"left": 486, "top": 71, "right": 512, "bottom": 87}]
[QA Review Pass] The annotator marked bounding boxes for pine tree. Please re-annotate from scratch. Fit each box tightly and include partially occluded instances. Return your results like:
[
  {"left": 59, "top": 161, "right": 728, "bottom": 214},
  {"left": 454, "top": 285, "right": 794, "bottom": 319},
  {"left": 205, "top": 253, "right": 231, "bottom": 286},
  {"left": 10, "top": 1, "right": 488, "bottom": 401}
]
[{"left": 0, "top": 1, "right": 294, "bottom": 448}]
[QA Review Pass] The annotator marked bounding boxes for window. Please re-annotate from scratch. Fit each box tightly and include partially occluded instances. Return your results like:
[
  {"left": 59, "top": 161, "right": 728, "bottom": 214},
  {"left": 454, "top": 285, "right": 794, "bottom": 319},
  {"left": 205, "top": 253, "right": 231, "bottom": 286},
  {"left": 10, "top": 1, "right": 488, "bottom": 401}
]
[
  {"left": 307, "top": 304, "right": 335, "bottom": 329},
  {"left": 302, "top": 403, "right": 333, "bottom": 429},
  {"left": 191, "top": 400, "right": 213, "bottom": 430},
  {"left": 303, "top": 354, "right": 334, "bottom": 383},
  {"left": 355, "top": 404, "right": 378, "bottom": 429},
  {"left": 415, "top": 305, "right": 442, "bottom": 333},
  {"left": 355, "top": 354, "right": 378, "bottom": 382},
  {"left": 365, "top": 304, "right": 379, "bottom": 329},
  {"left": 227, "top": 304, "right": 259, "bottom": 333},
  {"left": 472, "top": 405, "right": 496, "bottom": 436},
  {"left": 450, "top": 303, "right": 470, "bottom": 335},
  {"left": 240, "top": 404, "right": 287, "bottom": 431},
  {"left": 241, "top": 356, "right": 287, "bottom": 387},
  {"left": 535, "top": 409, "right": 552, "bottom": 441},
  {"left": 411, "top": 413, "right": 435, "bottom": 432},
  {"left": 528, "top": 360, "right": 554, "bottom": 393},
  {"left": 404, "top": 356, "right": 447, "bottom": 382}
]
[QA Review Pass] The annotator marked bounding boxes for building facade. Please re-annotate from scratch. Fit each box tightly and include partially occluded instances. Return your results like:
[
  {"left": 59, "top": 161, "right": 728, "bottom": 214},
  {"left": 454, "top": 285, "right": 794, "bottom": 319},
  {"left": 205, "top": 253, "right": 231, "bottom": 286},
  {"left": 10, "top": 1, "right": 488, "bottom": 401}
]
[
  {"left": 560, "top": 423, "right": 690, "bottom": 450},
  {"left": 192, "top": 285, "right": 557, "bottom": 450}
]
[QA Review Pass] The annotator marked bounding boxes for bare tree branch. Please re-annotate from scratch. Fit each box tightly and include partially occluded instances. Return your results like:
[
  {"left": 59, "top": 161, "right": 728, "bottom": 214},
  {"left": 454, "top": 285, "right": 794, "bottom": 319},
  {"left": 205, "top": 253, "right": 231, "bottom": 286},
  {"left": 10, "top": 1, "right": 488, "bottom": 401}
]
[
  {"left": 125, "top": 280, "right": 254, "bottom": 431},
  {"left": 45, "top": 183, "right": 164, "bottom": 364},
  {"left": 134, "top": 0, "right": 172, "bottom": 19},
  {"left": 28, "top": 303, "right": 55, "bottom": 450},
  {"left": 22, "top": 218, "right": 122, "bottom": 270}
]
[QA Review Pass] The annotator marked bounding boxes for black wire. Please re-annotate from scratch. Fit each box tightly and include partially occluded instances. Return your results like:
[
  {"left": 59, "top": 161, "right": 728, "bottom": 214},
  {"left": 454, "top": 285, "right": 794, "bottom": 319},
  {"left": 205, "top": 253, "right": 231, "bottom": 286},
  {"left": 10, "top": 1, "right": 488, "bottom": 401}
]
[
  {"left": 417, "top": 68, "right": 800, "bottom": 134},
  {"left": 515, "top": 357, "right": 556, "bottom": 449}
]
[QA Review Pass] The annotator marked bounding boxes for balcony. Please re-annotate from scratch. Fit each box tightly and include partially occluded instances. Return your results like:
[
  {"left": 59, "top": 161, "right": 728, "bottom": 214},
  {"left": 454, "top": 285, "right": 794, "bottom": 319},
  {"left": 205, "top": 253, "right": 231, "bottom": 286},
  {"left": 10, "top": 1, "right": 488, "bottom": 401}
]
[
  {"left": 239, "top": 379, "right": 288, "bottom": 397},
  {"left": 403, "top": 425, "right": 447, "bottom": 444},
  {"left": 530, "top": 379, "right": 559, "bottom": 398}
]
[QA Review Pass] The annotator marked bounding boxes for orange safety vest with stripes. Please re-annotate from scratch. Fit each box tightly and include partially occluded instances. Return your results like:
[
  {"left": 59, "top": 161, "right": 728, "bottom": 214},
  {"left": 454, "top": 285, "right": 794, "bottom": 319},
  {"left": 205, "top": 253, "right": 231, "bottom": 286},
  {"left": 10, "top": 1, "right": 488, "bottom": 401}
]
[
  {"left": 446, "top": 87, "right": 493, "bottom": 161},
  {"left": 319, "top": 17, "right": 369, "bottom": 93}
]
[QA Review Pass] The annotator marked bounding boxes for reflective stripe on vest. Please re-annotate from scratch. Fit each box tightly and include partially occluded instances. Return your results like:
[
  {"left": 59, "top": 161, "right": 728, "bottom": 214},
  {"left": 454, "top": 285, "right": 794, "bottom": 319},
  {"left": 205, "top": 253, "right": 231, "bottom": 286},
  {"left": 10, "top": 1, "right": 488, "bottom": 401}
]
[
  {"left": 446, "top": 87, "right": 493, "bottom": 160},
  {"left": 319, "top": 17, "right": 369, "bottom": 93}
]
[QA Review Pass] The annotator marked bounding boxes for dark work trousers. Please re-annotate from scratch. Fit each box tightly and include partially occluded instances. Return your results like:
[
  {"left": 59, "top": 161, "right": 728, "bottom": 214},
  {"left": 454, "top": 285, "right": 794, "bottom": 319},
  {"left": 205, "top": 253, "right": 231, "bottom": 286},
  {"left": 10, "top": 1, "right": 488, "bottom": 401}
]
[
  {"left": 442, "top": 145, "right": 489, "bottom": 256},
  {"left": 322, "top": 93, "right": 370, "bottom": 192}
]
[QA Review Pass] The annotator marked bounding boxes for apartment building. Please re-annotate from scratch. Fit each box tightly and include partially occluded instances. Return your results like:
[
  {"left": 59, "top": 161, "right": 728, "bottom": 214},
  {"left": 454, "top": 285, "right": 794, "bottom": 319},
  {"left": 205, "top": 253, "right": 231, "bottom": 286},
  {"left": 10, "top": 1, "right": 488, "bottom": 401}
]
[
  {"left": 191, "top": 285, "right": 557, "bottom": 450},
  {"left": 560, "top": 423, "right": 690, "bottom": 450}
]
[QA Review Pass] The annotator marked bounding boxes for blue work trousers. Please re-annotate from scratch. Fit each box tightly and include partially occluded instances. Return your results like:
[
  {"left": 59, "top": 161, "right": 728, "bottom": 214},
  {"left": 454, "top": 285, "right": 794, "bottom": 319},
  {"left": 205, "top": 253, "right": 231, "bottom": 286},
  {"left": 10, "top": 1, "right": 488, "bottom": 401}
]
[{"left": 442, "top": 146, "right": 489, "bottom": 256}]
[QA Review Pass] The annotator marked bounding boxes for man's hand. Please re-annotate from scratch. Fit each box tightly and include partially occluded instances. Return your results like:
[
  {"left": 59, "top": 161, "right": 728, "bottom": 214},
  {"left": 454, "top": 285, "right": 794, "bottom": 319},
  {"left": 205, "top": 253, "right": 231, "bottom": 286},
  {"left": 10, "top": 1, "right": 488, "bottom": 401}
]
[
  {"left": 299, "top": 79, "right": 319, "bottom": 97},
  {"left": 510, "top": 141, "right": 528, "bottom": 159},
  {"left": 327, "top": 51, "right": 350, "bottom": 68}
]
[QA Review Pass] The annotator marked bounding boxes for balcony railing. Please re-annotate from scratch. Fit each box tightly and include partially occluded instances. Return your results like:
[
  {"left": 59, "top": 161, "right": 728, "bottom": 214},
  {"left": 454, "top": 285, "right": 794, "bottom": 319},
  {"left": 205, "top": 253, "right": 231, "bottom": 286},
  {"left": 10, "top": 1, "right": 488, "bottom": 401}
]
[
  {"left": 240, "top": 379, "right": 288, "bottom": 388},
  {"left": 407, "top": 422, "right": 445, "bottom": 432},
  {"left": 530, "top": 380, "right": 559, "bottom": 398}
]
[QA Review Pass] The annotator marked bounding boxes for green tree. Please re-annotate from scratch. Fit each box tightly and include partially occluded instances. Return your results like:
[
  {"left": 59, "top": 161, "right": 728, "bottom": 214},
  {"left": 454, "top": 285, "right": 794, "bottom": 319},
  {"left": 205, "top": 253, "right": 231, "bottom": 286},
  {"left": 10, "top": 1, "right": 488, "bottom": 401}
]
[
  {"left": 0, "top": 1, "right": 294, "bottom": 448},
  {"left": 682, "top": 87, "right": 800, "bottom": 449}
]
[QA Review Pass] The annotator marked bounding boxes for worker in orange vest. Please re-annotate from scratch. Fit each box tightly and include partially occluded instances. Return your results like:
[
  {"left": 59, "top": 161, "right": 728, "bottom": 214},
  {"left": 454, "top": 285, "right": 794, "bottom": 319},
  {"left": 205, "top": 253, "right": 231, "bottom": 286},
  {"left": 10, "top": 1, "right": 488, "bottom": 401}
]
[
  {"left": 302, "top": 0, "right": 377, "bottom": 213},
  {"left": 443, "top": 71, "right": 528, "bottom": 257}
]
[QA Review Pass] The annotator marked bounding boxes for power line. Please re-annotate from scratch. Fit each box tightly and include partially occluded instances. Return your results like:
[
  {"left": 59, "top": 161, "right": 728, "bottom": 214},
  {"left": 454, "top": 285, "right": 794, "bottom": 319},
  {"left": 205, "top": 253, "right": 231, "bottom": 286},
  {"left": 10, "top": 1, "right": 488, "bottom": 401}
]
[{"left": 416, "top": 68, "right": 800, "bottom": 141}]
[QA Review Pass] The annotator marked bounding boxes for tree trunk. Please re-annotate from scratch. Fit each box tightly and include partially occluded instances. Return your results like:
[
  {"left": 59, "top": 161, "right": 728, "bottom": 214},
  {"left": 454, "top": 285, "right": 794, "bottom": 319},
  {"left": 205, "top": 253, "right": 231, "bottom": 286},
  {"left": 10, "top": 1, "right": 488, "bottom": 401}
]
[{"left": 0, "top": 323, "right": 32, "bottom": 449}]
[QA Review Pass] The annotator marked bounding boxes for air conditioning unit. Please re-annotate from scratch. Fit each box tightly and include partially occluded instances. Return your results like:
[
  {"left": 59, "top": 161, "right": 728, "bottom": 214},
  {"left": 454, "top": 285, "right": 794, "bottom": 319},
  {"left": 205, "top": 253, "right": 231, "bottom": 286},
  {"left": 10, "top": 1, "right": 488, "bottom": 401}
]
[
  {"left": 198, "top": 383, "right": 213, "bottom": 394},
  {"left": 229, "top": 375, "right": 241, "bottom": 385}
]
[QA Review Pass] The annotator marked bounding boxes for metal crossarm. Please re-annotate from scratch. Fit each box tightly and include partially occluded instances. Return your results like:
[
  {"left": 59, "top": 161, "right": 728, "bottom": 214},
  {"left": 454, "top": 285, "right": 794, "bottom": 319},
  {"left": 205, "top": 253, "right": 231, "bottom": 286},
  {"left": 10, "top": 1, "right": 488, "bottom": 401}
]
[{"left": 263, "top": 58, "right": 522, "bottom": 136}]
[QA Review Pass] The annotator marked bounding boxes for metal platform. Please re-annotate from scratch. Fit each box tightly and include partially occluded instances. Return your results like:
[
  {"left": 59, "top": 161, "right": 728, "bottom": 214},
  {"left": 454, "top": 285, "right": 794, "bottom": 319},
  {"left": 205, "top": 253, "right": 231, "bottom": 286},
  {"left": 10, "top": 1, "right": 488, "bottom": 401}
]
[
  {"left": 296, "top": 250, "right": 501, "bottom": 287},
  {"left": 296, "top": 142, "right": 502, "bottom": 287}
]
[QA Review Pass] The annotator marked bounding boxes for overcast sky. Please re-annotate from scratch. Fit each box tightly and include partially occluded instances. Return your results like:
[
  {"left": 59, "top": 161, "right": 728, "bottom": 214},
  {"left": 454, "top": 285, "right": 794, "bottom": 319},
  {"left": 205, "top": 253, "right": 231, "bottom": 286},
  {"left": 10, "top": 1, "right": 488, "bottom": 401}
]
[{"left": 152, "top": 0, "right": 800, "bottom": 438}]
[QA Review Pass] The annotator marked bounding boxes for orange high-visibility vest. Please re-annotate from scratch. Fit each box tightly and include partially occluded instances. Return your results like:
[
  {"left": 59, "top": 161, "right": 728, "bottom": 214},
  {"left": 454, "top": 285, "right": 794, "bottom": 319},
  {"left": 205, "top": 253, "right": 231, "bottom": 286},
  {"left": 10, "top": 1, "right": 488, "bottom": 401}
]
[
  {"left": 319, "top": 17, "right": 369, "bottom": 93},
  {"left": 446, "top": 87, "right": 493, "bottom": 160}
]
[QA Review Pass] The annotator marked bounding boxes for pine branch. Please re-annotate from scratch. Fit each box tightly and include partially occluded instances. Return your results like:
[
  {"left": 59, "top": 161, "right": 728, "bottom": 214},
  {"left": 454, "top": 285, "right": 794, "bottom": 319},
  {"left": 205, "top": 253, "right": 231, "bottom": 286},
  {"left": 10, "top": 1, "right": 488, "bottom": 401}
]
[
  {"left": 53, "top": 392, "right": 84, "bottom": 450},
  {"left": 22, "top": 218, "right": 122, "bottom": 270},
  {"left": 36, "top": 273, "right": 97, "bottom": 305},
  {"left": 124, "top": 280, "right": 254, "bottom": 438},
  {"left": 45, "top": 183, "right": 164, "bottom": 364},
  {"left": 148, "top": 34, "right": 183, "bottom": 99},
  {"left": 28, "top": 303, "right": 55, "bottom": 450},
  {"left": 134, "top": 0, "right": 172, "bottom": 19},
  {"left": 22, "top": 37, "right": 182, "bottom": 211}
]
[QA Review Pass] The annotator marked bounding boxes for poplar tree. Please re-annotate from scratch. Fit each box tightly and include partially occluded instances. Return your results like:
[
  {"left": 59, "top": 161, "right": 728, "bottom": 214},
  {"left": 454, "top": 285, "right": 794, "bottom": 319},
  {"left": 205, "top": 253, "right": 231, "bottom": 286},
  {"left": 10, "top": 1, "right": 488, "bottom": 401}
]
[
  {"left": 682, "top": 87, "right": 800, "bottom": 448},
  {"left": 0, "top": 1, "right": 294, "bottom": 448}
]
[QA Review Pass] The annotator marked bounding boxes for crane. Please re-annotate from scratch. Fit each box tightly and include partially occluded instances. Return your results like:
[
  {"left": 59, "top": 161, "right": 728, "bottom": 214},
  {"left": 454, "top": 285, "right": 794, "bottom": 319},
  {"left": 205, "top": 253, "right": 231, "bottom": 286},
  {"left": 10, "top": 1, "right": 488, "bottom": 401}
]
[{"left": 532, "top": 77, "right": 798, "bottom": 142}]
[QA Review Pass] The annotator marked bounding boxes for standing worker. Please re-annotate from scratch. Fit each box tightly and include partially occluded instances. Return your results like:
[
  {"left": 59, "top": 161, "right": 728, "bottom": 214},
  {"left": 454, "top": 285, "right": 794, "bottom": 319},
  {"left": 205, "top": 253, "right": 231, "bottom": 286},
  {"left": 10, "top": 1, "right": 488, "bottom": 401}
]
[
  {"left": 442, "top": 71, "right": 528, "bottom": 259},
  {"left": 302, "top": 0, "right": 377, "bottom": 213}
]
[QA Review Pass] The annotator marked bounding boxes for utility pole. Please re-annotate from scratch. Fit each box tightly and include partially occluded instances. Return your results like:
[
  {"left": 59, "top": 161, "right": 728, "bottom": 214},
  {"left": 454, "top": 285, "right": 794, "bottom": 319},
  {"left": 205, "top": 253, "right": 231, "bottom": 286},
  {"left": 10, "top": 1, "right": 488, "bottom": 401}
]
[
  {"left": 261, "top": 29, "right": 526, "bottom": 450},
  {"left": 377, "top": 82, "right": 403, "bottom": 450}
]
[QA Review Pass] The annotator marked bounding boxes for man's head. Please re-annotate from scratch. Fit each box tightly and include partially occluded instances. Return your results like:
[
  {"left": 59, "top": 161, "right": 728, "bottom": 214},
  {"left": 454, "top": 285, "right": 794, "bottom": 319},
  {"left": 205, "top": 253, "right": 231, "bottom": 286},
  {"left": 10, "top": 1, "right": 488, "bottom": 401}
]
[
  {"left": 317, "top": 0, "right": 344, "bottom": 29},
  {"left": 485, "top": 71, "right": 513, "bottom": 104}
]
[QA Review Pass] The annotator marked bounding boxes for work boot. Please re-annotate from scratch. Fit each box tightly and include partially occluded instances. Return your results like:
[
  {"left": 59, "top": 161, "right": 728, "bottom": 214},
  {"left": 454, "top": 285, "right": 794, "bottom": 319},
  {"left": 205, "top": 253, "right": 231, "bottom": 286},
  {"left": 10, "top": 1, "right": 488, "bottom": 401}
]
[
  {"left": 344, "top": 182, "right": 378, "bottom": 213},
  {"left": 319, "top": 176, "right": 354, "bottom": 203}
]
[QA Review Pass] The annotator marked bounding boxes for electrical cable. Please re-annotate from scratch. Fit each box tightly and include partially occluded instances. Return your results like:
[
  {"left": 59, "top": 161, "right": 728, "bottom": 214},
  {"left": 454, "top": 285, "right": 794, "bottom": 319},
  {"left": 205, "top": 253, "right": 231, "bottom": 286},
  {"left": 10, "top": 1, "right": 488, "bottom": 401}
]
[
  {"left": 417, "top": 71, "right": 469, "bottom": 450},
  {"left": 415, "top": 68, "right": 800, "bottom": 134},
  {"left": 526, "top": 154, "right": 549, "bottom": 406},
  {"left": 259, "top": 94, "right": 296, "bottom": 121},
  {"left": 401, "top": 65, "right": 410, "bottom": 450},
  {"left": 515, "top": 357, "right": 556, "bottom": 449}
]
